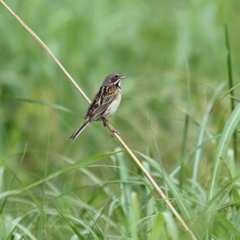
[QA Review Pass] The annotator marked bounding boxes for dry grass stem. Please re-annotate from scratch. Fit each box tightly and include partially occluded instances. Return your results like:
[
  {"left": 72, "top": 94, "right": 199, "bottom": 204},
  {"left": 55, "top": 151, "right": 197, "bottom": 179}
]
[
  {"left": 0, "top": 0, "right": 91, "bottom": 105},
  {"left": 1, "top": 1, "right": 197, "bottom": 239}
]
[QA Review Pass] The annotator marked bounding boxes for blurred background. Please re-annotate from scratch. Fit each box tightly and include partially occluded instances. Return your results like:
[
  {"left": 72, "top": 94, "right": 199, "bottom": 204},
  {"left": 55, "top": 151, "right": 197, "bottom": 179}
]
[
  {"left": 1, "top": 0, "right": 240, "bottom": 178},
  {"left": 0, "top": 0, "right": 240, "bottom": 238}
]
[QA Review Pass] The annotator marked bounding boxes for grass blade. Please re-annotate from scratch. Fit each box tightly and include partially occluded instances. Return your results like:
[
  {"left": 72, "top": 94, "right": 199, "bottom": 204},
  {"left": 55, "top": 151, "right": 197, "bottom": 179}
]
[{"left": 208, "top": 103, "right": 240, "bottom": 201}]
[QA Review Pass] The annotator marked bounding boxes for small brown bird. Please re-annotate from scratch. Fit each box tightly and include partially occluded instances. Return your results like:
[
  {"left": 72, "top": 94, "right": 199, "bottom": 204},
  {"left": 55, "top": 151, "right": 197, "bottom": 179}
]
[{"left": 69, "top": 73, "right": 127, "bottom": 139}]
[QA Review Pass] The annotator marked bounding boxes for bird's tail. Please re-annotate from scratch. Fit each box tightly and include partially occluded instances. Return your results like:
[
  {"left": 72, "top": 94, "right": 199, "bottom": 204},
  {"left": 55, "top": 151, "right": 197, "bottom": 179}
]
[{"left": 69, "top": 121, "right": 90, "bottom": 139}]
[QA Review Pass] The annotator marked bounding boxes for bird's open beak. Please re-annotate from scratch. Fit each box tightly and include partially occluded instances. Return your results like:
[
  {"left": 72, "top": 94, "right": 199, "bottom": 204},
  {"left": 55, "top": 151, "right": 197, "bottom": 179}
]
[{"left": 120, "top": 75, "right": 128, "bottom": 79}]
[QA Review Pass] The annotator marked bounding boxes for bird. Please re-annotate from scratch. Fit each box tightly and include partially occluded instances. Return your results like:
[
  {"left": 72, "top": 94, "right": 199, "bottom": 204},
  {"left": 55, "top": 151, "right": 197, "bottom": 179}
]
[{"left": 69, "top": 73, "right": 127, "bottom": 139}]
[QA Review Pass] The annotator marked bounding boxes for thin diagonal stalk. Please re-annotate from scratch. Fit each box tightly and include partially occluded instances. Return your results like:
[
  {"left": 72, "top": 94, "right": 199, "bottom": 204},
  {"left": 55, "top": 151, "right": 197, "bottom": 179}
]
[
  {"left": 105, "top": 124, "right": 196, "bottom": 240},
  {"left": 1, "top": 1, "right": 91, "bottom": 105},
  {"left": 0, "top": 1, "right": 197, "bottom": 239}
]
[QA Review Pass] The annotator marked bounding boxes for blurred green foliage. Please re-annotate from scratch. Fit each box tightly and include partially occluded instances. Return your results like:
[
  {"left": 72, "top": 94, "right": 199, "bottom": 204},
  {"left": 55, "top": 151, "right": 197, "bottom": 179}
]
[
  {"left": 1, "top": 0, "right": 240, "bottom": 239},
  {"left": 1, "top": 0, "right": 239, "bottom": 167}
]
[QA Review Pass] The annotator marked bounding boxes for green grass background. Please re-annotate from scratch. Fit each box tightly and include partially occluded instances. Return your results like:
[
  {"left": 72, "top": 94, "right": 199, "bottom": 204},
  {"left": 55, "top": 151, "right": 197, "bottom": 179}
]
[{"left": 1, "top": 0, "right": 240, "bottom": 239}]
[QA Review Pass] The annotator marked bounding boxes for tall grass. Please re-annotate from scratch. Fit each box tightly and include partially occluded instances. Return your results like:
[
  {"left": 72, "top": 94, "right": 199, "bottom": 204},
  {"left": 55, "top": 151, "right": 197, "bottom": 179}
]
[{"left": 1, "top": 0, "right": 240, "bottom": 239}]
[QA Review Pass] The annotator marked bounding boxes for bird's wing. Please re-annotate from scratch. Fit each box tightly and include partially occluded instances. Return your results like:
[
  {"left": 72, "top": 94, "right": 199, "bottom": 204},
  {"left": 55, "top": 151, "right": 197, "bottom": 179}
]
[{"left": 85, "top": 86, "right": 119, "bottom": 121}]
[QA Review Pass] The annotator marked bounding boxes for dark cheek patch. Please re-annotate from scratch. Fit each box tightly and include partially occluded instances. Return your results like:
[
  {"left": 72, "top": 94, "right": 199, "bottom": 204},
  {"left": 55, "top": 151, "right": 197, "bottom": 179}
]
[{"left": 110, "top": 78, "right": 118, "bottom": 83}]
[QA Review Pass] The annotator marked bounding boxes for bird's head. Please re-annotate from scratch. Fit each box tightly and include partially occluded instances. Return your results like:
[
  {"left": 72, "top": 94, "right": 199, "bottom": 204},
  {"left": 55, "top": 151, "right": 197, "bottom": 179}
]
[{"left": 102, "top": 73, "right": 127, "bottom": 86}]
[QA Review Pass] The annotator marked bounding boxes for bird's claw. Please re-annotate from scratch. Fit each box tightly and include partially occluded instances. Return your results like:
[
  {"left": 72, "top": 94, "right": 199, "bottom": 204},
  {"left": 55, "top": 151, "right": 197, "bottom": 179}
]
[
  {"left": 111, "top": 129, "right": 120, "bottom": 137},
  {"left": 102, "top": 119, "right": 120, "bottom": 137}
]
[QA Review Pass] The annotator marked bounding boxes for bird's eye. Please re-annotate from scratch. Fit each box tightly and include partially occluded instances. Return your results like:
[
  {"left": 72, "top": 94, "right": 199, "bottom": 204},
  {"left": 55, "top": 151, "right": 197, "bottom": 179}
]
[{"left": 114, "top": 75, "right": 119, "bottom": 79}]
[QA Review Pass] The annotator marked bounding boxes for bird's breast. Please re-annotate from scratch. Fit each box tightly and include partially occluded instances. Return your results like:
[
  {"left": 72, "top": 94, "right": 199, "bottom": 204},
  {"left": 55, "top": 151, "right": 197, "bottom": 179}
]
[{"left": 103, "top": 93, "right": 121, "bottom": 118}]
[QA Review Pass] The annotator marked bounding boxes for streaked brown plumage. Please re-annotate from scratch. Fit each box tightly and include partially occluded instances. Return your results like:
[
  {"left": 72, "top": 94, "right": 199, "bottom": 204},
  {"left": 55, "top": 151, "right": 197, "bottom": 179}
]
[{"left": 69, "top": 73, "right": 127, "bottom": 139}]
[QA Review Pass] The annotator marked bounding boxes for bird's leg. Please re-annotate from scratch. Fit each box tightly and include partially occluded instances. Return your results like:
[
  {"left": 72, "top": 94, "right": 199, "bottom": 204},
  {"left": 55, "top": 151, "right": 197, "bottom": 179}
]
[
  {"left": 103, "top": 119, "right": 120, "bottom": 137},
  {"left": 103, "top": 118, "right": 108, "bottom": 127}
]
